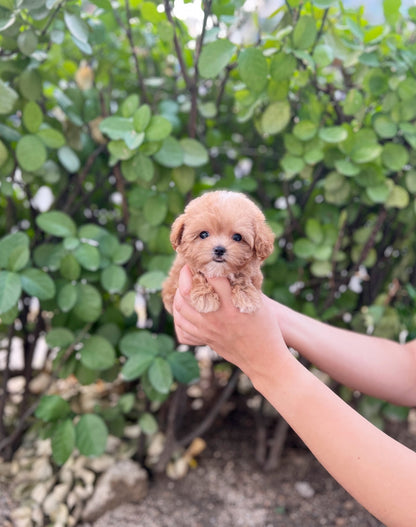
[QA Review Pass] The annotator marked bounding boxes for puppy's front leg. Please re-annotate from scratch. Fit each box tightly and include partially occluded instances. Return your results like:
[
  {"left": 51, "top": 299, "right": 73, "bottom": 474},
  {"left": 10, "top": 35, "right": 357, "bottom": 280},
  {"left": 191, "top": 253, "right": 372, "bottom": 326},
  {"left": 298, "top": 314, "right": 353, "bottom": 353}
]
[
  {"left": 190, "top": 272, "right": 220, "bottom": 313},
  {"left": 230, "top": 275, "right": 261, "bottom": 313}
]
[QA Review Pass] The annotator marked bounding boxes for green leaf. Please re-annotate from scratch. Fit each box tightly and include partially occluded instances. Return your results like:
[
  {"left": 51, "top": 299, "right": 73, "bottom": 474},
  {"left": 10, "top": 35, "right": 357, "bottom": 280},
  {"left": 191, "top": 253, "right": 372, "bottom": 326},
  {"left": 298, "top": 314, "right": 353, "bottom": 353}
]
[
  {"left": 293, "top": 16, "right": 317, "bottom": 50},
  {"left": 238, "top": 48, "right": 268, "bottom": 93},
  {"left": 100, "top": 264, "right": 127, "bottom": 293},
  {"left": 73, "top": 284, "right": 102, "bottom": 322},
  {"left": 319, "top": 126, "right": 348, "bottom": 143},
  {"left": 335, "top": 159, "right": 360, "bottom": 177},
  {"left": 57, "top": 146, "right": 81, "bottom": 173},
  {"left": 0, "top": 271, "right": 21, "bottom": 314},
  {"left": 0, "top": 139, "right": 8, "bottom": 167},
  {"left": 74, "top": 243, "right": 100, "bottom": 271},
  {"left": 138, "top": 270, "right": 166, "bottom": 291},
  {"left": 37, "top": 128, "right": 66, "bottom": 149},
  {"left": 133, "top": 104, "right": 152, "bottom": 132},
  {"left": 199, "top": 39, "right": 236, "bottom": 79},
  {"left": 148, "top": 357, "right": 173, "bottom": 394},
  {"left": 121, "top": 152, "right": 154, "bottom": 182},
  {"left": 397, "top": 78, "right": 416, "bottom": 101},
  {"left": 270, "top": 53, "right": 297, "bottom": 82},
  {"left": 23, "top": 101, "right": 43, "bottom": 133},
  {"left": 386, "top": 185, "right": 409, "bottom": 209},
  {"left": 35, "top": 395, "right": 71, "bottom": 422},
  {"left": 8, "top": 246, "right": 30, "bottom": 272},
  {"left": 20, "top": 268, "right": 56, "bottom": 300},
  {"left": 121, "top": 94, "right": 140, "bottom": 117},
  {"left": 366, "top": 183, "right": 390, "bottom": 203},
  {"left": 351, "top": 144, "right": 382, "bottom": 164},
  {"left": 180, "top": 138, "right": 209, "bottom": 167},
  {"left": 343, "top": 89, "right": 364, "bottom": 116},
  {"left": 381, "top": 143, "right": 409, "bottom": 172},
  {"left": 261, "top": 101, "right": 291, "bottom": 135},
  {"left": 119, "top": 330, "right": 158, "bottom": 358},
  {"left": 16, "top": 135, "right": 47, "bottom": 172},
  {"left": 99, "top": 116, "right": 134, "bottom": 140},
  {"left": 372, "top": 114, "right": 397, "bottom": 139},
  {"left": 305, "top": 218, "right": 324, "bottom": 244},
  {"left": 383, "top": 0, "right": 401, "bottom": 26},
  {"left": 167, "top": 351, "right": 200, "bottom": 384},
  {"left": 64, "top": 11, "right": 89, "bottom": 43},
  {"left": 36, "top": 211, "right": 76, "bottom": 238},
  {"left": 153, "top": 137, "right": 184, "bottom": 168},
  {"left": 51, "top": 419, "right": 75, "bottom": 465},
  {"left": 46, "top": 327, "right": 75, "bottom": 348},
  {"left": 143, "top": 195, "right": 167, "bottom": 226},
  {"left": 145, "top": 115, "right": 172, "bottom": 142},
  {"left": 172, "top": 166, "right": 195, "bottom": 194},
  {"left": 19, "top": 69, "right": 42, "bottom": 101},
  {"left": 0, "top": 232, "right": 30, "bottom": 269},
  {"left": 60, "top": 253, "right": 81, "bottom": 281},
  {"left": 112, "top": 243, "right": 133, "bottom": 265},
  {"left": 281, "top": 155, "right": 304, "bottom": 176},
  {"left": 121, "top": 349, "right": 156, "bottom": 381},
  {"left": 293, "top": 121, "right": 317, "bottom": 141},
  {"left": 293, "top": 238, "right": 315, "bottom": 259},
  {"left": 313, "top": 0, "right": 335, "bottom": 6},
  {"left": 75, "top": 414, "right": 108, "bottom": 457},
  {"left": 81, "top": 335, "right": 116, "bottom": 371},
  {"left": 313, "top": 44, "right": 334, "bottom": 67},
  {"left": 139, "top": 412, "right": 158, "bottom": 435},
  {"left": 0, "top": 79, "right": 18, "bottom": 115}
]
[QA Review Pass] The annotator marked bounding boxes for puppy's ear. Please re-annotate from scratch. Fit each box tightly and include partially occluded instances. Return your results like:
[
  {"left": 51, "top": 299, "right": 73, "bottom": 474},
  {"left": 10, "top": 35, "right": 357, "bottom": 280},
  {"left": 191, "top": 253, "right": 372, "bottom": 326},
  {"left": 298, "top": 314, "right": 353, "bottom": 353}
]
[
  {"left": 170, "top": 214, "right": 186, "bottom": 251},
  {"left": 255, "top": 220, "right": 275, "bottom": 261}
]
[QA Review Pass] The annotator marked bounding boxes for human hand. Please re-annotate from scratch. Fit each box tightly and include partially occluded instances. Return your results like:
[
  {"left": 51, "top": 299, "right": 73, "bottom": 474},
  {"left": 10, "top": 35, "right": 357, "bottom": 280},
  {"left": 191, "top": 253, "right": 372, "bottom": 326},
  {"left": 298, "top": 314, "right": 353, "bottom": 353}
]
[{"left": 172, "top": 265, "right": 289, "bottom": 379}]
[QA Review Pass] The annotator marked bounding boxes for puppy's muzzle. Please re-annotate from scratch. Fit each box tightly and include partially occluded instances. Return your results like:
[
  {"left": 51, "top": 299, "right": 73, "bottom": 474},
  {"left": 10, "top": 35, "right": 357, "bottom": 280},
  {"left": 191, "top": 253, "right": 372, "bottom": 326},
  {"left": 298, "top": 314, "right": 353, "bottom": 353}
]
[{"left": 213, "top": 245, "right": 226, "bottom": 262}]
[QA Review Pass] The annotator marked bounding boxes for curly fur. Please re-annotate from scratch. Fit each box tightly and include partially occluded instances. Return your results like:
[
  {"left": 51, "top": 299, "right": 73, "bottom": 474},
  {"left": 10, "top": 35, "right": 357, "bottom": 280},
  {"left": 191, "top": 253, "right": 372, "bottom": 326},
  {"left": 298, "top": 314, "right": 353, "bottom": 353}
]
[{"left": 162, "top": 191, "right": 275, "bottom": 314}]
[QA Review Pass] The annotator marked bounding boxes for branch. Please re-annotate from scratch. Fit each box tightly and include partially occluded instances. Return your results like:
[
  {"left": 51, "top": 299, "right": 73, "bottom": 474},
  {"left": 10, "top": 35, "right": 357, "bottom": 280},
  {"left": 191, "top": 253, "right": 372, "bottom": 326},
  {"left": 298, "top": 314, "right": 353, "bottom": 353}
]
[
  {"left": 113, "top": 163, "right": 130, "bottom": 231},
  {"left": 163, "top": 0, "right": 192, "bottom": 89},
  {"left": 124, "top": 0, "right": 149, "bottom": 102},
  {"left": 61, "top": 144, "right": 105, "bottom": 213}
]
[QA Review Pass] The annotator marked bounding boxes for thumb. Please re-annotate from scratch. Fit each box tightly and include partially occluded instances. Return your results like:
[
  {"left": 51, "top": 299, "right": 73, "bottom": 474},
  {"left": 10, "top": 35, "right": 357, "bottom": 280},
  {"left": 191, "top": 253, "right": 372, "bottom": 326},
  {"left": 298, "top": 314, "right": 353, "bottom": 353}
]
[
  {"left": 178, "top": 265, "right": 193, "bottom": 296},
  {"left": 207, "top": 277, "right": 233, "bottom": 307}
]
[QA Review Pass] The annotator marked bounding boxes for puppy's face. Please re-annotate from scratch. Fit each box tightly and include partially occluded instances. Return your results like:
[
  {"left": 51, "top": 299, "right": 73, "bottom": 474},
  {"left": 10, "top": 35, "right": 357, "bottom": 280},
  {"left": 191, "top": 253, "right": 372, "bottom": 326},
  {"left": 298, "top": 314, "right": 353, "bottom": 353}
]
[{"left": 170, "top": 191, "right": 274, "bottom": 278}]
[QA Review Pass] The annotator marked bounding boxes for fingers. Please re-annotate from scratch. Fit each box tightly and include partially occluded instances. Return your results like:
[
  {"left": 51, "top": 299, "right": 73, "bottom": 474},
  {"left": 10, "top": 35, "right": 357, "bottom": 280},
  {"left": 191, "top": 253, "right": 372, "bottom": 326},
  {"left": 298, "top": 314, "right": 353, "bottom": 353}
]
[{"left": 178, "top": 264, "right": 192, "bottom": 295}]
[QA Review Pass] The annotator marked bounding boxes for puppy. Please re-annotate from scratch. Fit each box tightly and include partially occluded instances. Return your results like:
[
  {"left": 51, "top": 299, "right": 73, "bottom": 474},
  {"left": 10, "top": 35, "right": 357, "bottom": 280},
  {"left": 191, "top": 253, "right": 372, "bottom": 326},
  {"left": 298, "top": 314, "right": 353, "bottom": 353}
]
[{"left": 162, "top": 190, "right": 275, "bottom": 314}]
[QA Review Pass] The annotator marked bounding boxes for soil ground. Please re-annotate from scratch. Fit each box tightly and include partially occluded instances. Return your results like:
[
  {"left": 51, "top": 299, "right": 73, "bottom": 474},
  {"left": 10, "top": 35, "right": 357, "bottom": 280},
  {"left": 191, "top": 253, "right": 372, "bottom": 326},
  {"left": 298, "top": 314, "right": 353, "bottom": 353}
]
[
  {"left": 2, "top": 404, "right": 415, "bottom": 526},
  {"left": 92, "top": 409, "right": 416, "bottom": 527}
]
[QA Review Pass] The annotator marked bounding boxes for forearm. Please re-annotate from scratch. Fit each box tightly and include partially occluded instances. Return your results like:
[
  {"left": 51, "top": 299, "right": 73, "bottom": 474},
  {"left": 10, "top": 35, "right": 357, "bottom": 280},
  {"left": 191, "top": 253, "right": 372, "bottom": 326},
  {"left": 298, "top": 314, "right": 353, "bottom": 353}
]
[
  {"left": 250, "top": 353, "right": 416, "bottom": 527},
  {"left": 272, "top": 300, "right": 416, "bottom": 406}
]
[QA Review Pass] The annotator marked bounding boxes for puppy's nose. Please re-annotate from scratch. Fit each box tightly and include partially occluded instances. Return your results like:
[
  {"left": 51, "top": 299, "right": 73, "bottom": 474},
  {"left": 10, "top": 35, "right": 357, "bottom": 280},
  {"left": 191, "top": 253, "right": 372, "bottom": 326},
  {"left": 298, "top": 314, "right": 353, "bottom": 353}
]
[{"left": 213, "top": 246, "right": 226, "bottom": 257}]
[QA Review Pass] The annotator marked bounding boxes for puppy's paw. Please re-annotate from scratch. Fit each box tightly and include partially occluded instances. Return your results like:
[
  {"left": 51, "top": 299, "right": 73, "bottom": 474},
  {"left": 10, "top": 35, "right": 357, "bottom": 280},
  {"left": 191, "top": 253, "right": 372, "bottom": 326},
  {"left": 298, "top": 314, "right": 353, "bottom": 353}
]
[
  {"left": 191, "top": 290, "right": 220, "bottom": 313},
  {"left": 231, "top": 285, "right": 261, "bottom": 313}
]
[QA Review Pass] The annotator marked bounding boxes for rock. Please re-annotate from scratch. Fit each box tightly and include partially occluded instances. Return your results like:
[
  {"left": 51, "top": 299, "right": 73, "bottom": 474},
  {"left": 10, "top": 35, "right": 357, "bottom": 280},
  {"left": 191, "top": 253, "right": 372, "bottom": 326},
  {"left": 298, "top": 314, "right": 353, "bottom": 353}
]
[
  {"left": 85, "top": 454, "right": 114, "bottom": 473},
  {"left": 29, "top": 372, "right": 51, "bottom": 394},
  {"left": 9, "top": 506, "right": 32, "bottom": 527},
  {"left": 294, "top": 480, "right": 315, "bottom": 499},
  {"left": 81, "top": 459, "right": 148, "bottom": 522}
]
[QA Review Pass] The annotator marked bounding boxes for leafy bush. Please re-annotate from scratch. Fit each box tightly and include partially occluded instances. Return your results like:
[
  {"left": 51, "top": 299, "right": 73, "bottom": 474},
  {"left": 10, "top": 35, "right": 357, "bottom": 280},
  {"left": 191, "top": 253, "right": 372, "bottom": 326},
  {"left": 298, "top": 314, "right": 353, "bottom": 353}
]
[{"left": 1, "top": 0, "right": 416, "bottom": 465}]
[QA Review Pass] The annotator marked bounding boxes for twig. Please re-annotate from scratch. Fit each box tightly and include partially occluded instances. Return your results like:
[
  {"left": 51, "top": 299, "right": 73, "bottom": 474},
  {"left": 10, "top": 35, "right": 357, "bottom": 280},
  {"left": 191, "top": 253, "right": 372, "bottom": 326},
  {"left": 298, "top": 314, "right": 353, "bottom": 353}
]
[
  {"left": 264, "top": 416, "right": 290, "bottom": 471},
  {"left": 124, "top": 0, "right": 149, "bottom": 102},
  {"left": 163, "top": 0, "right": 192, "bottom": 88},
  {"left": 0, "top": 325, "right": 14, "bottom": 444},
  {"left": 0, "top": 323, "right": 92, "bottom": 456},
  {"left": 40, "top": 0, "right": 67, "bottom": 37},
  {"left": 178, "top": 367, "right": 240, "bottom": 446},
  {"left": 113, "top": 163, "right": 130, "bottom": 230},
  {"left": 61, "top": 145, "right": 105, "bottom": 213}
]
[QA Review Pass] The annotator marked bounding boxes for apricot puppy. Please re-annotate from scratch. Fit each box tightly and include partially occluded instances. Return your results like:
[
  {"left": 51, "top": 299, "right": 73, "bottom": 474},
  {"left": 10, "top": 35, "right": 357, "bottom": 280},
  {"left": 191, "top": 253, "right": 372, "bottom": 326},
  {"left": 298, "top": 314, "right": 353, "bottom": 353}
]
[{"left": 162, "top": 191, "right": 275, "bottom": 314}]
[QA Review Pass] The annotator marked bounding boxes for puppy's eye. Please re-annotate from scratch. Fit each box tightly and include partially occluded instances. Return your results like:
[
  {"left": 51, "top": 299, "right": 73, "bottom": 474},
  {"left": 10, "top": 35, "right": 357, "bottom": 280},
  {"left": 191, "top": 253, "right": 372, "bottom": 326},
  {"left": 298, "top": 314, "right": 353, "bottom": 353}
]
[
  {"left": 199, "top": 231, "right": 209, "bottom": 239},
  {"left": 232, "top": 233, "right": 242, "bottom": 242}
]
